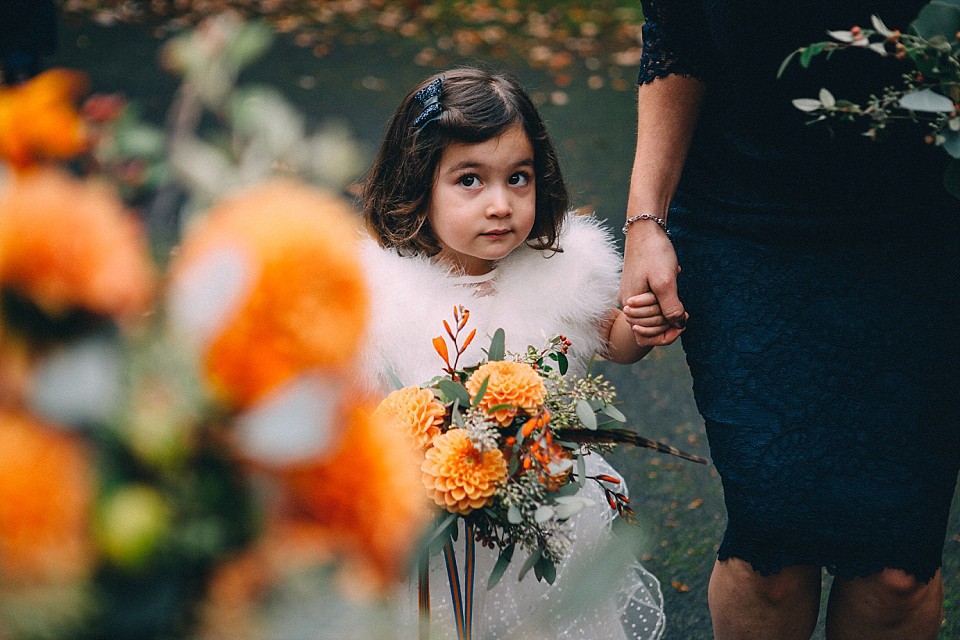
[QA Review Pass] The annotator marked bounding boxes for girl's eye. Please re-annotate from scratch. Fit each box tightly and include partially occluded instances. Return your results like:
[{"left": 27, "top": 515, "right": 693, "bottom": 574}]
[
  {"left": 458, "top": 174, "right": 481, "bottom": 188},
  {"left": 509, "top": 172, "right": 530, "bottom": 187}
]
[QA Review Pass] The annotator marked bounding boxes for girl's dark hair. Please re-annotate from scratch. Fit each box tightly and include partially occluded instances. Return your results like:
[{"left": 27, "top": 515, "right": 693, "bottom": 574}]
[{"left": 362, "top": 67, "right": 568, "bottom": 255}]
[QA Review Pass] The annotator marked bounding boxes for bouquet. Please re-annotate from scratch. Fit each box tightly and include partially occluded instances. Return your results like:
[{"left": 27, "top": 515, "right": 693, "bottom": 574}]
[
  {"left": 373, "top": 306, "right": 704, "bottom": 639},
  {"left": 781, "top": 2, "right": 960, "bottom": 198}
]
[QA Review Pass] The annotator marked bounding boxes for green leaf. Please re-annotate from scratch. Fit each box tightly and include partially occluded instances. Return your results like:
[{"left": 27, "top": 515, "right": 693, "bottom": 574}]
[
  {"left": 911, "top": 2, "right": 960, "bottom": 40},
  {"left": 556, "top": 352, "right": 568, "bottom": 375},
  {"left": 426, "top": 513, "right": 458, "bottom": 554},
  {"left": 537, "top": 556, "right": 557, "bottom": 584},
  {"left": 437, "top": 378, "right": 471, "bottom": 408},
  {"left": 385, "top": 369, "right": 404, "bottom": 391},
  {"left": 534, "top": 505, "right": 555, "bottom": 523},
  {"left": 507, "top": 505, "right": 523, "bottom": 524},
  {"left": 577, "top": 452, "right": 587, "bottom": 487},
  {"left": 471, "top": 375, "right": 490, "bottom": 408},
  {"left": 942, "top": 130, "right": 960, "bottom": 159},
  {"left": 600, "top": 403, "right": 627, "bottom": 423},
  {"left": 451, "top": 404, "right": 464, "bottom": 428},
  {"left": 487, "top": 544, "right": 515, "bottom": 589},
  {"left": 777, "top": 49, "right": 800, "bottom": 78},
  {"left": 899, "top": 88, "right": 956, "bottom": 112},
  {"left": 576, "top": 399, "right": 598, "bottom": 430},
  {"left": 487, "top": 328, "right": 505, "bottom": 361},
  {"left": 799, "top": 42, "right": 826, "bottom": 68},
  {"left": 518, "top": 548, "right": 542, "bottom": 582}
]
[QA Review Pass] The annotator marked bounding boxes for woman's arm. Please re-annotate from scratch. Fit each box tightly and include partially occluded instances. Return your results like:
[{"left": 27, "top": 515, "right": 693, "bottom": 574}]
[{"left": 619, "top": 73, "right": 705, "bottom": 345}]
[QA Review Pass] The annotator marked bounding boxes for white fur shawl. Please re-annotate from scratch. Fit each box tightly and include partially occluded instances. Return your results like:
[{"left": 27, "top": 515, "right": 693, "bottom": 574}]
[{"left": 357, "top": 213, "right": 622, "bottom": 392}]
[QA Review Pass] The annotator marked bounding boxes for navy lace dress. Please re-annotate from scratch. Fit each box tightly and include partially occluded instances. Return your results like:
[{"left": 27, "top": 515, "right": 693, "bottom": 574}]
[{"left": 639, "top": 0, "right": 960, "bottom": 581}]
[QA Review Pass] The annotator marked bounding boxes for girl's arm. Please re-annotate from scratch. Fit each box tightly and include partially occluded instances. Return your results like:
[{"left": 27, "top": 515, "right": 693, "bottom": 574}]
[{"left": 618, "top": 74, "right": 705, "bottom": 345}]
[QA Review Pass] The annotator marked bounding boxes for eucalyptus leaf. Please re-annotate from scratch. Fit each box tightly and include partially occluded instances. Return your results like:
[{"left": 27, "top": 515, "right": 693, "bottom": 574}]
[
  {"left": 601, "top": 403, "right": 627, "bottom": 423},
  {"left": 518, "top": 548, "right": 542, "bottom": 582},
  {"left": 576, "top": 399, "right": 598, "bottom": 430},
  {"left": 553, "top": 481, "right": 581, "bottom": 497},
  {"left": 507, "top": 505, "right": 523, "bottom": 524},
  {"left": 555, "top": 500, "right": 588, "bottom": 520},
  {"left": 577, "top": 453, "right": 587, "bottom": 487},
  {"left": 427, "top": 513, "right": 458, "bottom": 554},
  {"left": 534, "top": 505, "right": 555, "bottom": 523},
  {"left": 225, "top": 21, "right": 274, "bottom": 70},
  {"left": 487, "top": 544, "right": 515, "bottom": 589},
  {"left": 471, "top": 375, "right": 490, "bottom": 408},
  {"left": 437, "top": 378, "right": 471, "bottom": 408},
  {"left": 487, "top": 328, "right": 506, "bottom": 361},
  {"left": 536, "top": 556, "right": 557, "bottom": 584},
  {"left": 899, "top": 88, "right": 957, "bottom": 112},
  {"left": 385, "top": 369, "right": 404, "bottom": 391}
]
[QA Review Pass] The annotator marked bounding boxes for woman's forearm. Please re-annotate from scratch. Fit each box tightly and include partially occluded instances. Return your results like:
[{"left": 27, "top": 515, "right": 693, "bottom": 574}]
[{"left": 627, "top": 74, "right": 706, "bottom": 225}]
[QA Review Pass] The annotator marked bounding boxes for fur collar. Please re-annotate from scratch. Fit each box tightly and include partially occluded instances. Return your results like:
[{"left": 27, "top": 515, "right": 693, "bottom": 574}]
[{"left": 357, "top": 213, "right": 622, "bottom": 392}]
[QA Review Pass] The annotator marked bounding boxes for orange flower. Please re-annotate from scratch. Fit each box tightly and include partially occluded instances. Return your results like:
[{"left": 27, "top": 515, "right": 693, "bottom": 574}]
[
  {"left": 421, "top": 429, "right": 507, "bottom": 515},
  {"left": 465, "top": 360, "right": 546, "bottom": 426},
  {"left": 0, "top": 167, "right": 154, "bottom": 320},
  {"left": 274, "top": 396, "right": 430, "bottom": 591},
  {"left": 0, "top": 410, "right": 95, "bottom": 584},
  {"left": 171, "top": 180, "right": 368, "bottom": 408},
  {"left": 372, "top": 385, "right": 445, "bottom": 451},
  {"left": 0, "top": 69, "right": 90, "bottom": 172}
]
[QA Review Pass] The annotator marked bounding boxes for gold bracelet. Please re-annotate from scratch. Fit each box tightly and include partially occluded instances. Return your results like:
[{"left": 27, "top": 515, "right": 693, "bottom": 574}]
[{"left": 622, "top": 214, "right": 670, "bottom": 237}]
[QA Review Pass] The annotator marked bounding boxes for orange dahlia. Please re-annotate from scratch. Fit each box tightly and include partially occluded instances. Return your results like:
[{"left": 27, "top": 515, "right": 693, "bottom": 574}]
[
  {"left": 421, "top": 429, "right": 507, "bottom": 515},
  {"left": 372, "top": 386, "right": 445, "bottom": 451},
  {"left": 0, "top": 410, "right": 95, "bottom": 584},
  {"left": 0, "top": 69, "right": 90, "bottom": 173},
  {"left": 0, "top": 167, "right": 154, "bottom": 320},
  {"left": 170, "top": 180, "right": 368, "bottom": 408},
  {"left": 465, "top": 360, "right": 546, "bottom": 426},
  {"left": 273, "top": 395, "right": 429, "bottom": 590}
]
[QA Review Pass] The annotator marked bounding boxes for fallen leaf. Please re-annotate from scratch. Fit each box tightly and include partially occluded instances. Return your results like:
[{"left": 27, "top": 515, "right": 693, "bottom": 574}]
[
  {"left": 671, "top": 580, "right": 690, "bottom": 592},
  {"left": 687, "top": 499, "right": 704, "bottom": 510}
]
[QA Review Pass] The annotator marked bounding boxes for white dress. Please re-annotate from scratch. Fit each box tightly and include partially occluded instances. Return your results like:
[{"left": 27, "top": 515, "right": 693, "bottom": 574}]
[{"left": 358, "top": 214, "right": 666, "bottom": 640}]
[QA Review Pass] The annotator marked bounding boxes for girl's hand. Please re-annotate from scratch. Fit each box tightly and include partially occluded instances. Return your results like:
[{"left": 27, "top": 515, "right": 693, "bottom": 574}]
[{"left": 618, "top": 224, "right": 686, "bottom": 346}]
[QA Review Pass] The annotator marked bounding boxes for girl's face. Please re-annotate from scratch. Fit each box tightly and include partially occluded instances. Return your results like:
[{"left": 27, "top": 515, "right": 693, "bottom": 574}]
[{"left": 427, "top": 124, "right": 536, "bottom": 276}]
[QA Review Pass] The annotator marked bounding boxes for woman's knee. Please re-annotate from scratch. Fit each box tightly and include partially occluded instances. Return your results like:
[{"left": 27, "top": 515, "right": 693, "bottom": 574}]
[
  {"left": 718, "top": 558, "right": 820, "bottom": 607},
  {"left": 869, "top": 569, "right": 941, "bottom": 612}
]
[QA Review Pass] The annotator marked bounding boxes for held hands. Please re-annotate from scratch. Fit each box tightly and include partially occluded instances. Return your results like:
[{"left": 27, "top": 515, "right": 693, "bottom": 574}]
[{"left": 618, "top": 224, "right": 687, "bottom": 347}]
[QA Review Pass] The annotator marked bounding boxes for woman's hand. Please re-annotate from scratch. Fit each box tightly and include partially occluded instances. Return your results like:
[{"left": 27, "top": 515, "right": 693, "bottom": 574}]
[{"left": 618, "top": 222, "right": 686, "bottom": 346}]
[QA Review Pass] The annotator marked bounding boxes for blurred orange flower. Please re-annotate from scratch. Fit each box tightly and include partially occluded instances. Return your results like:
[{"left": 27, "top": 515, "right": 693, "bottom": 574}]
[
  {"left": 0, "top": 410, "right": 95, "bottom": 584},
  {"left": 421, "top": 429, "right": 507, "bottom": 515},
  {"left": 274, "top": 396, "right": 429, "bottom": 591},
  {"left": 465, "top": 360, "right": 546, "bottom": 426},
  {"left": 372, "top": 385, "right": 445, "bottom": 451},
  {"left": 0, "top": 167, "right": 154, "bottom": 320},
  {"left": 172, "top": 180, "right": 368, "bottom": 408},
  {"left": 0, "top": 69, "right": 90, "bottom": 172}
]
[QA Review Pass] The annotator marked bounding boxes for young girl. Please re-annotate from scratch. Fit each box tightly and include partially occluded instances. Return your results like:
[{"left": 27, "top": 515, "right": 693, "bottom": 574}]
[{"left": 359, "top": 68, "right": 670, "bottom": 640}]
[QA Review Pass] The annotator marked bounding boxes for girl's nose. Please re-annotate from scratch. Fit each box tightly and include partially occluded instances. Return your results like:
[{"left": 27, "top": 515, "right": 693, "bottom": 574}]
[{"left": 486, "top": 187, "right": 512, "bottom": 217}]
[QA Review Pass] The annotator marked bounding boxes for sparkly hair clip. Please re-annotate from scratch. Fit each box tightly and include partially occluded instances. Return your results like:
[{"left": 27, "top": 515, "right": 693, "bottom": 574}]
[{"left": 413, "top": 75, "right": 444, "bottom": 131}]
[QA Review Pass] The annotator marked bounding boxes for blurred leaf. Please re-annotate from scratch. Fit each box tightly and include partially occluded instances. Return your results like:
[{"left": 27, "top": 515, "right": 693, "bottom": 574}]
[
  {"left": 911, "top": 1, "right": 960, "bottom": 40},
  {"left": 233, "top": 375, "right": 343, "bottom": 464},
  {"left": 225, "top": 21, "right": 274, "bottom": 70},
  {"left": 793, "top": 98, "right": 823, "bottom": 112},
  {"left": 943, "top": 129, "right": 960, "bottom": 158},
  {"left": 899, "top": 88, "right": 957, "bottom": 112},
  {"left": 31, "top": 335, "right": 121, "bottom": 427}
]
